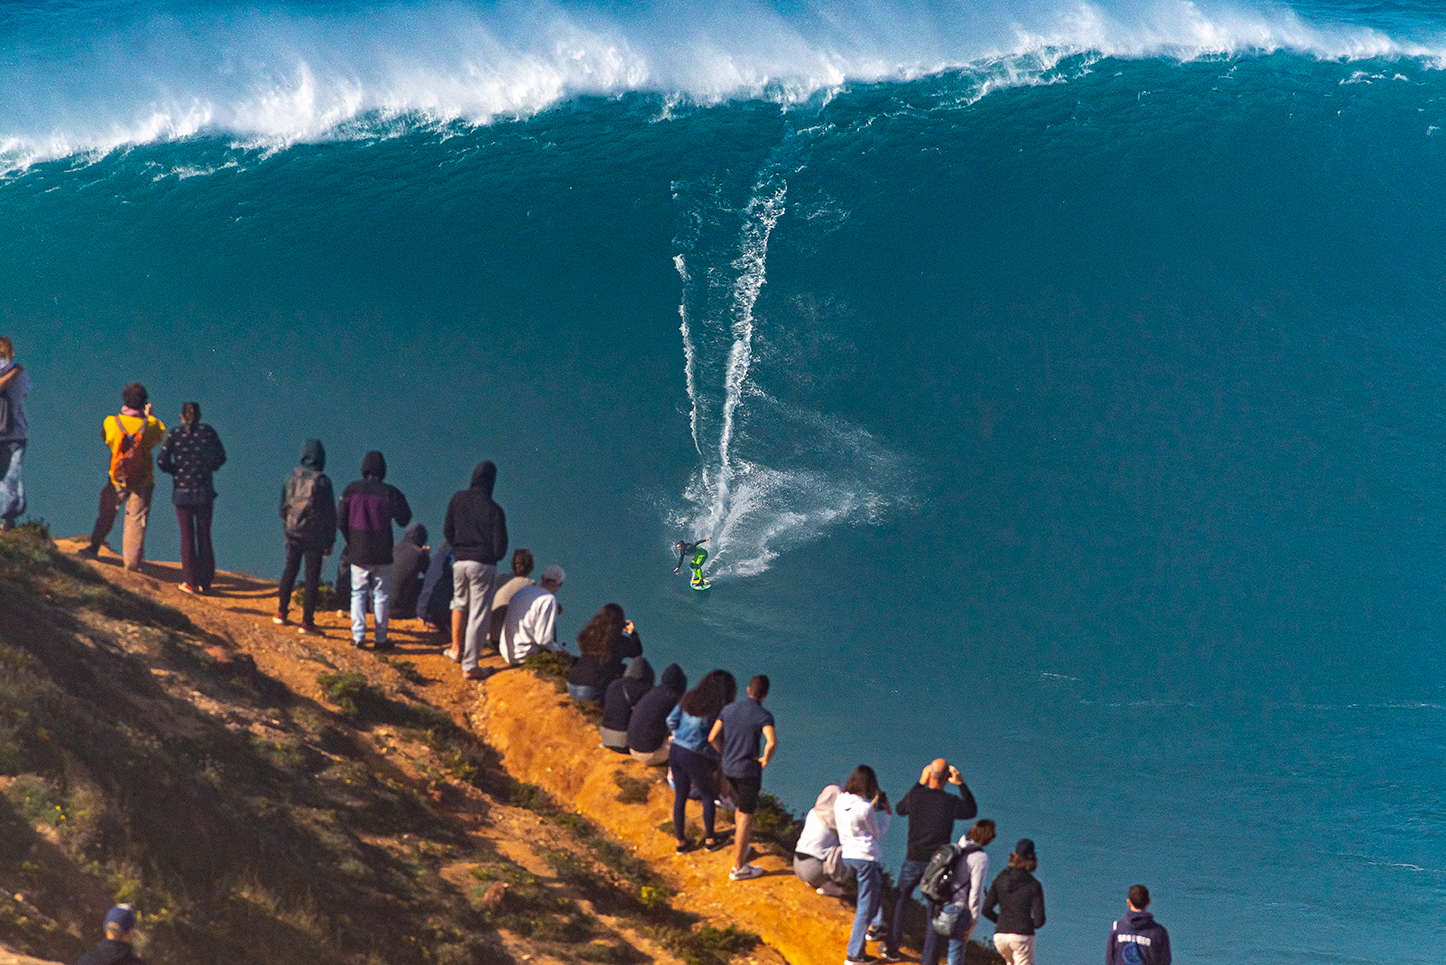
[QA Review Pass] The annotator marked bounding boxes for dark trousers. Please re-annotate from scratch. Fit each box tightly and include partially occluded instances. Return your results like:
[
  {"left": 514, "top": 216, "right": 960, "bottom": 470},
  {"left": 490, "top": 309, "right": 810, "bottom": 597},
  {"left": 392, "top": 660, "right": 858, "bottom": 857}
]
[
  {"left": 278, "top": 541, "right": 324, "bottom": 623},
  {"left": 175, "top": 502, "right": 216, "bottom": 591},
  {"left": 890, "top": 858, "right": 939, "bottom": 962},
  {"left": 669, "top": 743, "right": 717, "bottom": 842}
]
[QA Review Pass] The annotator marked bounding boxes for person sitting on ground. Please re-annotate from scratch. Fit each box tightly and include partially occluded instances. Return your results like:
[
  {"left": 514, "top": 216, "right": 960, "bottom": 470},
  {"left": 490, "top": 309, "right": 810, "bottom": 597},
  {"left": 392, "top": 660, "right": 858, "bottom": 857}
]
[
  {"left": 444, "top": 460, "right": 509, "bottom": 681},
  {"left": 155, "top": 401, "right": 227, "bottom": 595},
  {"left": 499, "top": 565, "right": 565, "bottom": 666},
  {"left": 391, "top": 522, "right": 431, "bottom": 620},
  {"left": 983, "top": 838, "right": 1046, "bottom": 965},
  {"left": 835, "top": 765, "right": 899, "bottom": 965},
  {"left": 931, "top": 819, "right": 996, "bottom": 965},
  {"left": 487, "top": 548, "right": 536, "bottom": 649},
  {"left": 600, "top": 656, "right": 655, "bottom": 752},
  {"left": 76, "top": 903, "right": 146, "bottom": 965},
  {"left": 0, "top": 337, "right": 32, "bottom": 532},
  {"left": 82, "top": 382, "right": 167, "bottom": 570},
  {"left": 275, "top": 438, "right": 337, "bottom": 635},
  {"left": 566, "top": 603, "right": 642, "bottom": 701},
  {"left": 793, "top": 783, "right": 853, "bottom": 897},
  {"left": 887, "top": 759, "right": 979, "bottom": 961},
  {"left": 710, "top": 674, "right": 779, "bottom": 882},
  {"left": 338, "top": 450, "right": 412, "bottom": 650},
  {"left": 1107, "top": 885, "right": 1171, "bottom": 965},
  {"left": 667, "top": 669, "right": 735, "bottom": 854},
  {"left": 416, "top": 540, "right": 454, "bottom": 632},
  {"left": 627, "top": 662, "right": 686, "bottom": 766}
]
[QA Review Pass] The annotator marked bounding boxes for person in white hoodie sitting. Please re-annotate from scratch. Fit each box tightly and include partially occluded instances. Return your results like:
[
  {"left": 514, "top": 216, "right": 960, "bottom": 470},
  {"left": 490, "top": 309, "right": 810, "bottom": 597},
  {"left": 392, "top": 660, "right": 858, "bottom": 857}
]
[
  {"left": 835, "top": 765, "right": 901, "bottom": 965},
  {"left": 499, "top": 565, "right": 566, "bottom": 665},
  {"left": 794, "top": 784, "right": 853, "bottom": 897}
]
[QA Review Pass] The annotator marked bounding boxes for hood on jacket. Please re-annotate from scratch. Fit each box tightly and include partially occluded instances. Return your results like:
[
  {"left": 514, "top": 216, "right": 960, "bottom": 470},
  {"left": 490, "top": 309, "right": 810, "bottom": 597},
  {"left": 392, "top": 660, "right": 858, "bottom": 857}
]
[
  {"left": 1122, "top": 910, "right": 1157, "bottom": 930},
  {"left": 300, "top": 438, "right": 326, "bottom": 471},
  {"left": 470, "top": 460, "right": 497, "bottom": 495},
  {"left": 402, "top": 523, "right": 428, "bottom": 546},
  {"left": 811, "top": 784, "right": 842, "bottom": 831},
  {"left": 624, "top": 656, "right": 655, "bottom": 686},
  {"left": 362, "top": 450, "right": 387, "bottom": 480},
  {"left": 659, "top": 663, "right": 686, "bottom": 694}
]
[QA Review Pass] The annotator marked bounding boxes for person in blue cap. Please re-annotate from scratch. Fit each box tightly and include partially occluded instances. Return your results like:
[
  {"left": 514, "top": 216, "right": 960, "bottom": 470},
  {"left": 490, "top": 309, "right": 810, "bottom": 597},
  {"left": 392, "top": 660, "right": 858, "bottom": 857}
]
[{"left": 76, "top": 903, "right": 145, "bottom": 965}]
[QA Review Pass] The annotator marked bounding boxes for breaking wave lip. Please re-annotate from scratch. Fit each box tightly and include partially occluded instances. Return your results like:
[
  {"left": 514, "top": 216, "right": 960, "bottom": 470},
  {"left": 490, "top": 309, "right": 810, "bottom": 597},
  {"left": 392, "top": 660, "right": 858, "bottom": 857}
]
[{"left": 1, "top": 0, "right": 1443, "bottom": 169}]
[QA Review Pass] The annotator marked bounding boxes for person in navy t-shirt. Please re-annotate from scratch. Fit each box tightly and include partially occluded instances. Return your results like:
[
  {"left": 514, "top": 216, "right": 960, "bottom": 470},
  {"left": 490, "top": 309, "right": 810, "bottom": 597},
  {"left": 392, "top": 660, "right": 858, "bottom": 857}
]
[{"left": 709, "top": 674, "right": 777, "bottom": 881}]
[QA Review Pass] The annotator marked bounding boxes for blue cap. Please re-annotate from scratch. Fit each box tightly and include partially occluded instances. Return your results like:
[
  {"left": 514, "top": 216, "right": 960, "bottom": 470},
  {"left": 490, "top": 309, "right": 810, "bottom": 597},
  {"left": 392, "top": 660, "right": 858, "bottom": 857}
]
[
  {"left": 1014, "top": 838, "right": 1036, "bottom": 859},
  {"left": 105, "top": 904, "right": 137, "bottom": 933}
]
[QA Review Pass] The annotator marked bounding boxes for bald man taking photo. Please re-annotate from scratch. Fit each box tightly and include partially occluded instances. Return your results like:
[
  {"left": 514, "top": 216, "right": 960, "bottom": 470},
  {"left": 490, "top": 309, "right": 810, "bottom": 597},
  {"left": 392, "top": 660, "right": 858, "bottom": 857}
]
[{"left": 884, "top": 759, "right": 978, "bottom": 959}]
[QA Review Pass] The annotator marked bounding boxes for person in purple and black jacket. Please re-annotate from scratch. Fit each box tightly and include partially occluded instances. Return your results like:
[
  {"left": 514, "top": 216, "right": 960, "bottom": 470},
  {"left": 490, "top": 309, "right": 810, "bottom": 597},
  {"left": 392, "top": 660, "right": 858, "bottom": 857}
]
[{"left": 338, "top": 450, "right": 411, "bottom": 650}]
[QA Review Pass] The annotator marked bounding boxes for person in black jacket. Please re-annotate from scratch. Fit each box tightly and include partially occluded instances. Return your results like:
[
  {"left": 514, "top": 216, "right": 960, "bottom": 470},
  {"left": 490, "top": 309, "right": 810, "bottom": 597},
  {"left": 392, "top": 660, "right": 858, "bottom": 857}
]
[
  {"left": 276, "top": 438, "right": 337, "bottom": 634},
  {"left": 566, "top": 603, "right": 642, "bottom": 700},
  {"left": 391, "top": 522, "right": 430, "bottom": 621},
  {"left": 443, "top": 460, "right": 508, "bottom": 680},
  {"left": 982, "top": 838, "right": 1046, "bottom": 965},
  {"left": 628, "top": 663, "right": 687, "bottom": 765},
  {"left": 886, "top": 758, "right": 979, "bottom": 957},
  {"left": 600, "top": 657, "right": 655, "bottom": 752},
  {"left": 338, "top": 451, "right": 412, "bottom": 649},
  {"left": 155, "top": 401, "right": 226, "bottom": 595},
  {"left": 76, "top": 904, "right": 145, "bottom": 965}
]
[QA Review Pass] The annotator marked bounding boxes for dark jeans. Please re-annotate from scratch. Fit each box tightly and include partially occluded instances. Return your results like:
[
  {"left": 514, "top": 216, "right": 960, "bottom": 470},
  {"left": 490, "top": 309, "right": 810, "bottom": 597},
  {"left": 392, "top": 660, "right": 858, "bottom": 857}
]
[
  {"left": 669, "top": 742, "right": 717, "bottom": 842},
  {"left": 890, "top": 858, "right": 939, "bottom": 963},
  {"left": 279, "top": 541, "right": 324, "bottom": 623},
  {"left": 174, "top": 502, "right": 215, "bottom": 591}
]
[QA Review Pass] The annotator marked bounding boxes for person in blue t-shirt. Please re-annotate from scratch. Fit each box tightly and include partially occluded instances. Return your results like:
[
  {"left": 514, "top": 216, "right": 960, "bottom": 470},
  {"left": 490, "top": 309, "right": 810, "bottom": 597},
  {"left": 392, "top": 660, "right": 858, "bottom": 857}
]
[{"left": 709, "top": 674, "right": 778, "bottom": 881}]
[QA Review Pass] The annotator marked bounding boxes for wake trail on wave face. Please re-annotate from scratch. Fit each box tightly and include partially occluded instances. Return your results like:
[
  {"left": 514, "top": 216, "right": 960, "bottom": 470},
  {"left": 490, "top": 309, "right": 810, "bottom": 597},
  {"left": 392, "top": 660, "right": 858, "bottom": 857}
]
[
  {"left": 666, "top": 129, "right": 915, "bottom": 581},
  {"left": 2, "top": 0, "right": 1442, "bottom": 169}
]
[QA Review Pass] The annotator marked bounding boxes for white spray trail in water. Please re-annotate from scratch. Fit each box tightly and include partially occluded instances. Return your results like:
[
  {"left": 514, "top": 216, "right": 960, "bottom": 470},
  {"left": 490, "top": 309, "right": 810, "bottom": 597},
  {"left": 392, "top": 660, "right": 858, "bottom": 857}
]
[{"left": 669, "top": 134, "right": 914, "bottom": 580}]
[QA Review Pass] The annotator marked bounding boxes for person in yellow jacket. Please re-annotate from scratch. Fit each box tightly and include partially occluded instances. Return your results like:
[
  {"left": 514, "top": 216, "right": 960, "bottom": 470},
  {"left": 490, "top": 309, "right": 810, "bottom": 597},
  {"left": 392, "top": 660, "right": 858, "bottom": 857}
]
[{"left": 80, "top": 382, "right": 166, "bottom": 570}]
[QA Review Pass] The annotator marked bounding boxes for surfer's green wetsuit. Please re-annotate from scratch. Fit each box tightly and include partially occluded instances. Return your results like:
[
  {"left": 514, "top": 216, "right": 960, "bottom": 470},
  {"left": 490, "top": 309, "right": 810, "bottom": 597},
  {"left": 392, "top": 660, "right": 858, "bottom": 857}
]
[{"left": 675, "top": 538, "right": 710, "bottom": 587}]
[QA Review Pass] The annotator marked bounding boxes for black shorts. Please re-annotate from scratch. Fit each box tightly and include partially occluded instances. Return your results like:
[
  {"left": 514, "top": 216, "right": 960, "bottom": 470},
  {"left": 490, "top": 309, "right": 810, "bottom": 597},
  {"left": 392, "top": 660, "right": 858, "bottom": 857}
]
[{"left": 729, "top": 776, "right": 762, "bottom": 814}]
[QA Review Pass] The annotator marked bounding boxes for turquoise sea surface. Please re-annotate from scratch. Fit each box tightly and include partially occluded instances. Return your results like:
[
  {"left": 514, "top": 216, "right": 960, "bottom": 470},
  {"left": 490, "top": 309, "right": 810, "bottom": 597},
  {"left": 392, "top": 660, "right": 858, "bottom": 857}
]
[{"left": 5, "top": 1, "right": 1446, "bottom": 961}]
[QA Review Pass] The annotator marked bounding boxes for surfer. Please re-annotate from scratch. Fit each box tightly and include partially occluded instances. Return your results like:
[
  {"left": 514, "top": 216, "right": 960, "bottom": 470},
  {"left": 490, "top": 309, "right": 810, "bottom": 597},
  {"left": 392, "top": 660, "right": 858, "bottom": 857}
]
[{"left": 675, "top": 536, "right": 711, "bottom": 587}]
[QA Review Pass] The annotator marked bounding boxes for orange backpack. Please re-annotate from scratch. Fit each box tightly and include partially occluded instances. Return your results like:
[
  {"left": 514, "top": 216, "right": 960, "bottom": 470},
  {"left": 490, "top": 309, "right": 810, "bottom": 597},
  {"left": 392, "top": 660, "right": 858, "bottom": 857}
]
[{"left": 109, "top": 416, "right": 148, "bottom": 487}]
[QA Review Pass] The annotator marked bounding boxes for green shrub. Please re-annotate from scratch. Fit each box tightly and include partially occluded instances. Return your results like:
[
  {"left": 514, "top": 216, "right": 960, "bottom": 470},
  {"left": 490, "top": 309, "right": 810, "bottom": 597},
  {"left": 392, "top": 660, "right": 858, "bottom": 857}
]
[
  {"left": 612, "top": 770, "right": 650, "bottom": 805},
  {"left": 316, "top": 671, "right": 385, "bottom": 719}
]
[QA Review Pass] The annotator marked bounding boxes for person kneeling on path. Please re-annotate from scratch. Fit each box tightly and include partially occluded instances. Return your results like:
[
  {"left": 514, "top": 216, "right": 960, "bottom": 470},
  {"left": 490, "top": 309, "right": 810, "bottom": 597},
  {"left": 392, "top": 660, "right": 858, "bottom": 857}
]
[
  {"left": 628, "top": 662, "right": 686, "bottom": 766},
  {"left": 76, "top": 903, "right": 146, "bottom": 965},
  {"left": 710, "top": 673, "right": 778, "bottom": 882},
  {"left": 276, "top": 439, "right": 337, "bottom": 634},
  {"left": 444, "top": 460, "right": 508, "bottom": 680},
  {"left": 338, "top": 450, "right": 412, "bottom": 650},
  {"left": 1107, "top": 885, "right": 1171, "bottom": 965},
  {"left": 82, "top": 382, "right": 166, "bottom": 570}
]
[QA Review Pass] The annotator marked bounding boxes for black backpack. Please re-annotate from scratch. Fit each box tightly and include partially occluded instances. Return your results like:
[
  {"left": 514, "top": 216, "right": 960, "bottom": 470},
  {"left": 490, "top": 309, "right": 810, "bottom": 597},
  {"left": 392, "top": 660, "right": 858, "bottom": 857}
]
[
  {"left": 284, "top": 468, "right": 322, "bottom": 541},
  {"left": 918, "top": 842, "right": 963, "bottom": 904}
]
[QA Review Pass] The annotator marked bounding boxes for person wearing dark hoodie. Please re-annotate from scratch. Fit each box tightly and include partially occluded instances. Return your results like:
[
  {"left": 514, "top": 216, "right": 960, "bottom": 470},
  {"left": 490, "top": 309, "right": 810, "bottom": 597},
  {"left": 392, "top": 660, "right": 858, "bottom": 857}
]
[
  {"left": 982, "top": 838, "right": 1046, "bottom": 965},
  {"left": 391, "top": 523, "right": 431, "bottom": 620},
  {"left": 155, "top": 401, "right": 227, "bottom": 595},
  {"left": 416, "top": 540, "right": 454, "bottom": 630},
  {"left": 600, "top": 656, "right": 655, "bottom": 752},
  {"left": 1106, "top": 885, "right": 1171, "bottom": 965},
  {"left": 628, "top": 663, "right": 686, "bottom": 765},
  {"left": 76, "top": 904, "right": 146, "bottom": 965},
  {"left": 443, "top": 460, "right": 508, "bottom": 680},
  {"left": 338, "top": 450, "right": 412, "bottom": 649},
  {"left": 275, "top": 439, "right": 337, "bottom": 634}
]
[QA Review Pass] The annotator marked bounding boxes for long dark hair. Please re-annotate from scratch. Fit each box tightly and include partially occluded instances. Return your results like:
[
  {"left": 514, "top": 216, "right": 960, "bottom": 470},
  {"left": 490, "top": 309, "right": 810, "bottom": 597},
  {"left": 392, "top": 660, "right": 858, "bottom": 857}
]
[
  {"left": 180, "top": 401, "right": 201, "bottom": 434},
  {"left": 577, "top": 603, "right": 625, "bottom": 660},
  {"left": 678, "top": 668, "right": 736, "bottom": 719},
  {"left": 842, "top": 764, "right": 880, "bottom": 800}
]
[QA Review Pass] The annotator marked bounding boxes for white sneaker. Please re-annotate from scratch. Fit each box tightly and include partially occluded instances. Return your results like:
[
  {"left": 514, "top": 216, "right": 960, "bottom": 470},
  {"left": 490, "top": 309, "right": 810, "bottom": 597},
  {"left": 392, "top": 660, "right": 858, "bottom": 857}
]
[
  {"left": 817, "top": 881, "right": 846, "bottom": 897},
  {"left": 728, "top": 864, "right": 764, "bottom": 881}
]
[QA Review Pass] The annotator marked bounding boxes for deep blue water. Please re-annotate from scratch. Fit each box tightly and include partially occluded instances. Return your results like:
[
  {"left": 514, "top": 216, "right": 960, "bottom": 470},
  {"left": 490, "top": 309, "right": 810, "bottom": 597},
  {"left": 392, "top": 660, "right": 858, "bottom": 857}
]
[{"left": 5, "top": 1, "right": 1446, "bottom": 961}]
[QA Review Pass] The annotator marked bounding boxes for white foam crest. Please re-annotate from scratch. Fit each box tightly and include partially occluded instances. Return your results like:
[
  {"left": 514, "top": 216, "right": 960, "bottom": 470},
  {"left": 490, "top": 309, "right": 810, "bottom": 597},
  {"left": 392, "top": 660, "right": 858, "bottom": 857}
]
[{"left": 1, "top": 0, "right": 1442, "bottom": 167}]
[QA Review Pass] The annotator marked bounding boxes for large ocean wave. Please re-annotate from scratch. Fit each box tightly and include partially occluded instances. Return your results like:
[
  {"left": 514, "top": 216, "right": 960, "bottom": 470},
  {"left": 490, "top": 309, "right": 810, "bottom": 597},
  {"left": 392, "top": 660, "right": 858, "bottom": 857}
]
[{"left": 2, "top": 0, "right": 1443, "bottom": 168}]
